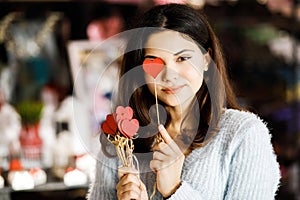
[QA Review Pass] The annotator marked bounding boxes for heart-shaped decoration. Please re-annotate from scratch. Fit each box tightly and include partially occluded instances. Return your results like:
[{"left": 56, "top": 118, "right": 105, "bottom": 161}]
[
  {"left": 101, "top": 121, "right": 115, "bottom": 135},
  {"left": 142, "top": 58, "right": 164, "bottom": 79},
  {"left": 101, "top": 114, "right": 117, "bottom": 135},
  {"left": 115, "top": 106, "right": 134, "bottom": 121},
  {"left": 118, "top": 119, "right": 139, "bottom": 138}
]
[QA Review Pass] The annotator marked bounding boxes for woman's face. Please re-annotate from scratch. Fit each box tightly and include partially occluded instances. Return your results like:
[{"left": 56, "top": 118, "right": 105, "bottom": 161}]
[{"left": 144, "top": 30, "right": 209, "bottom": 108}]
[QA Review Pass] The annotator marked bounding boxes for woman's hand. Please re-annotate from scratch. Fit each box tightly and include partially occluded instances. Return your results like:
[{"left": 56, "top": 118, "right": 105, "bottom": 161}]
[
  {"left": 150, "top": 125, "right": 185, "bottom": 198},
  {"left": 116, "top": 166, "right": 148, "bottom": 200}
]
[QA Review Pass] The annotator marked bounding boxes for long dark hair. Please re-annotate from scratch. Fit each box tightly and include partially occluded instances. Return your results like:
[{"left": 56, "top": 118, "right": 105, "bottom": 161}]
[{"left": 102, "top": 3, "right": 242, "bottom": 155}]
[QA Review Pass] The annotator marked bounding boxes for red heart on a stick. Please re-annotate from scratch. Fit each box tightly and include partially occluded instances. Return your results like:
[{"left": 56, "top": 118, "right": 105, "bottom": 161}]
[
  {"left": 142, "top": 58, "right": 164, "bottom": 79},
  {"left": 101, "top": 114, "right": 117, "bottom": 135},
  {"left": 101, "top": 121, "right": 115, "bottom": 135},
  {"left": 118, "top": 119, "right": 139, "bottom": 138}
]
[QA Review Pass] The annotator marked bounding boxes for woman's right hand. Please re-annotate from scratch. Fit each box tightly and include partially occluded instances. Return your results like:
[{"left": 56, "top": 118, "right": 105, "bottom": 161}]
[{"left": 116, "top": 166, "right": 148, "bottom": 200}]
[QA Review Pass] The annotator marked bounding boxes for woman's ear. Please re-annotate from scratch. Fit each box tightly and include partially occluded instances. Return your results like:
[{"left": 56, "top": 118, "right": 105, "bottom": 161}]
[{"left": 204, "top": 53, "right": 210, "bottom": 71}]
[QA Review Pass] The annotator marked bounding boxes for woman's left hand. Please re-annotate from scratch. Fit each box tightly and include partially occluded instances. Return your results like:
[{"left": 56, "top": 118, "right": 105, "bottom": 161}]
[{"left": 150, "top": 125, "right": 185, "bottom": 198}]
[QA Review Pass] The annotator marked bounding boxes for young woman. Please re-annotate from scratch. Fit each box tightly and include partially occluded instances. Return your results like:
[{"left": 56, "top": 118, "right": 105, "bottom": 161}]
[{"left": 88, "top": 3, "right": 281, "bottom": 200}]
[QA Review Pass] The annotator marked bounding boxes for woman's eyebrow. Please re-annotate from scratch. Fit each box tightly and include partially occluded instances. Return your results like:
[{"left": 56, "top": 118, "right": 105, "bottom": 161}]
[
  {"left": 144, "top": 55, "right": 157, "bottom": 59},
  {"left": 173, "top": 49, "right": 194, "bottom": 56}
]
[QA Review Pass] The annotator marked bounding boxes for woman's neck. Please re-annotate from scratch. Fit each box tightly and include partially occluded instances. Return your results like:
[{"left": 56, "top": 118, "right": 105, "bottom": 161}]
[
  {"left": 165, "top": 98, "right": 195, "bottom": 138},
  {"left": 163, "top": 106, "right": 180, "bottom": 138}
]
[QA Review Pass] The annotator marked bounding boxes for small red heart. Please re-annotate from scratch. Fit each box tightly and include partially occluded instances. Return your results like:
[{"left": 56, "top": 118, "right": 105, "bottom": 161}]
[
  {"left": 101, "top": 121, "right": 115, "bottom": 135},
  {"left": 142, "top": 58, "right": 164, "bottom": 79},
  {"left": 107, "top": 114, "right": 117, "bottom": 131},
  {"left": 118, "top": 119, "right": 139, "bottom": 138},
  {"left": 101, "top": 114, "right": 117, "bottom": 135}
]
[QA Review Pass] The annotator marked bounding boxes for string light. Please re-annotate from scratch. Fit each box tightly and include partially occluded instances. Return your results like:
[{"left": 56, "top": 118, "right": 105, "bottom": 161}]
[
  {"left": 0, "top": 12, "right": 62, "bottom": 59},
  {"left": 0, "top": 12, "right": 21, "bottom": 43}
]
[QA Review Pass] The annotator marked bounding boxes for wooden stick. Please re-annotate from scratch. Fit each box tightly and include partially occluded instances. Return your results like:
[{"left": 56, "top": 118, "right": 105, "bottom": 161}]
[{"left": 154, "top": 80, "right": 160, "bottom": 125}]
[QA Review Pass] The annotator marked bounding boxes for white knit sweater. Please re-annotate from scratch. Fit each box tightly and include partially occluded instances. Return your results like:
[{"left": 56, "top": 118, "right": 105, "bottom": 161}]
[{"left": 87, "top": 109, "right": 281, "bottom": 199}]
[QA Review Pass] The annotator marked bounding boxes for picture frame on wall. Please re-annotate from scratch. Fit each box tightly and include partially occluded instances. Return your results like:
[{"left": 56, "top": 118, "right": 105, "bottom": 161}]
[{"left": 67, "top": 39, "right": 123, "bottom": 123}]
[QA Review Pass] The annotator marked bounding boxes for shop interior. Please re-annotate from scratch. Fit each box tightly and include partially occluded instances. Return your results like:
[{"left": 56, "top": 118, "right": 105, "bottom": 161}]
[{"left": 0, "top": 0, "right": 299, "bottom": 199}]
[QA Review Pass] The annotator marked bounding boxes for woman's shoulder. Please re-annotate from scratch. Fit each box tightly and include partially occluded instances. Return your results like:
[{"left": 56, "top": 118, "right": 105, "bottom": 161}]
[
  {"left": 220, "top": 108, "right": 268, "bottom": 133},
  {"left": 222, "top": 108, "right": 265, "bottom": 122},
  {"left": 217, "top": 108, "right": 271, "bottom": 147}
]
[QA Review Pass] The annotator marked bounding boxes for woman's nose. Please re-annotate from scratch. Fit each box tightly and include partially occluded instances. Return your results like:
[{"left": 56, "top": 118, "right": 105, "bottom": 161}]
[{"left": 160, "top": 62, "right": 179, "bottom": 83}]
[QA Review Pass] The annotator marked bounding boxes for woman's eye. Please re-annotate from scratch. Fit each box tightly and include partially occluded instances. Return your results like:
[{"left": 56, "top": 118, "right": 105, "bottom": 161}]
[{"left": 177, "top": 56, "right": 191, "bottom": 62}]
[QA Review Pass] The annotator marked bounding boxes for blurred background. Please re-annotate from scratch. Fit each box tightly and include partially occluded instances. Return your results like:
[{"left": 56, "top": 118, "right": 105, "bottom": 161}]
[{"left": 0, "top": 0, "right": 299, "bottom": 199}]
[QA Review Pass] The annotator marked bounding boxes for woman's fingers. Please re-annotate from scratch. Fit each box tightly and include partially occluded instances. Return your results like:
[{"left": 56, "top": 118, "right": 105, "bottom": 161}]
[
  {"left": 116, "top": 180, "right": 140, "bottom": 199},
  {"left": 150, "top": 148, "right": 176, "bottom": 171},
  {"left": 158, "top": 124, "right": 173, "bottom": 144},
  {"left": 150, "top": 159, "right": 163, "bottom": 172},
  {"left": 150, "top": 125, "right": 185, "bottom": 173},
  {"left": 116, "top": 167, "right": 149, "bottom": 200},
  {"left": 117, "top": 173, "right": 140, "bottom": 187},
  {"left": 150, "top": 153, "right": 180, "bottom": 172},
  {"left": 153, "top": 142, "right": 173, "bottom": 156},
  {"left": 153, "top": 150, "right": 169, "bottom": 161},
  {"left": 118, "top": 166, "right": 139, "bottom": 179},
  {"left": 150, "top": 125, "right": 185, "bottom": 197},
  {"left": 158, "top": 125, "right": 182, "bottom": 154},
  {"left": 116, "top": 173, "right": 142, "bottom": 200},
  {"left": 117, "top": 189, "right": 140, "bottom": 200}
]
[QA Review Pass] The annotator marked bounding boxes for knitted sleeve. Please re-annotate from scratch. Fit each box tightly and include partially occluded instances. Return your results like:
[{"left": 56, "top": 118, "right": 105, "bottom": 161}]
[
  {"left": 167, "top": 181, "right": 205, "bottom": 199},
  {"left": 223, "top": 119, "right": 281, "bottom": 200},
  {"left": 167, "top": 114, "right": 281, "bottom": 200},
  {"left": 86, "top": 150, "right": 119, "bottom": 200}
]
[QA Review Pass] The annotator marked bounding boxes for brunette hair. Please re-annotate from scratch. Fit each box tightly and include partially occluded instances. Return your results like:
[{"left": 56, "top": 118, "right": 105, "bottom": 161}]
[{"left": 101, "top": 3, "right": 242, "bottom": 155}]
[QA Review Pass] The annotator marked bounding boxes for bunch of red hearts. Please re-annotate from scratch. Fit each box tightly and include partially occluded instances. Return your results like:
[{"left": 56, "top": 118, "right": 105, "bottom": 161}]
[
  {"left": 101, "top": 106, "right": 139, "bottom": 139},
  {"left": 101, "top": 106, "right": 139, "bottom": 167}
]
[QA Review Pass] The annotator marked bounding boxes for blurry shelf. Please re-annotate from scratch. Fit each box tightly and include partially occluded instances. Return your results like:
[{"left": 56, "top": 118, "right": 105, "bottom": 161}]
[{"left": 0, "top": 182, "right": 89, "bottom": 200}]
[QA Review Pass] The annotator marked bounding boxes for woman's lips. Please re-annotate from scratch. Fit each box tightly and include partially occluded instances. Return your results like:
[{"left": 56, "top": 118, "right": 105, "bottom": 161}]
[{"left": 162, "top": 85, "right": 184, "bottom": 94}]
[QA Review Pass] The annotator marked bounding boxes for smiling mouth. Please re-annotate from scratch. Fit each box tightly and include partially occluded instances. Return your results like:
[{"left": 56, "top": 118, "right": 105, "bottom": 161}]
[{"left": 162, "top": 85, "right": 184, "bottom": 94}]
